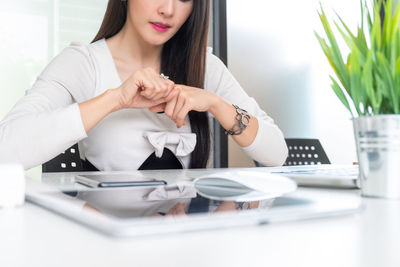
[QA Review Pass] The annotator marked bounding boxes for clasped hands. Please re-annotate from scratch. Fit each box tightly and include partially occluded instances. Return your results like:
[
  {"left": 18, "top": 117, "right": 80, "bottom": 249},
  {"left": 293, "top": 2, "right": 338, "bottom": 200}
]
[{"left": 115, "top": 68, "right": 219, "bottom": 128}]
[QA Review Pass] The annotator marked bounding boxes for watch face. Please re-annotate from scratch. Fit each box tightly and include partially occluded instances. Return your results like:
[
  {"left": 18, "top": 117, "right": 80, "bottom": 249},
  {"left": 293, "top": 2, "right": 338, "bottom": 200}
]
[{"left": 242, "top": 115, "right": 250, "bottom": 126}]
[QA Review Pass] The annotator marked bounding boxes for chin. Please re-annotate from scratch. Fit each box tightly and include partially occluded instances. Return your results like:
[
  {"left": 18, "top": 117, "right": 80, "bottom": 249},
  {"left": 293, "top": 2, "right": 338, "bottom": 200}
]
[
  {"left": 147, "top": 40, "right": 166, "bottom": 47},
  {"left": 148, "top": 39, "right": 170, "bottom": 47},
  {"left": 143, "top": 33, "right": 173, "bottom": 47}
]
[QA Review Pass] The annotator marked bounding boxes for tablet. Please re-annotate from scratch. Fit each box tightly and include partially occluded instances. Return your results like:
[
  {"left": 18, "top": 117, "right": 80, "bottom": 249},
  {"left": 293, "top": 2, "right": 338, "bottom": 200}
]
[
  {"left": 26, "top": 177, "right": 362, "bottom": 238},
  {"left": 75, "top": 174, "right": 167, "bottom": 188}
]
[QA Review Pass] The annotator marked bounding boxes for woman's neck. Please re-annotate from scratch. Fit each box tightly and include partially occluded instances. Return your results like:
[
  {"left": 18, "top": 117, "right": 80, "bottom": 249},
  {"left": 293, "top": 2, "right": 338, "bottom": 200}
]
[{"left": 107, "top": 23, "right": 162, "bottom": 71}]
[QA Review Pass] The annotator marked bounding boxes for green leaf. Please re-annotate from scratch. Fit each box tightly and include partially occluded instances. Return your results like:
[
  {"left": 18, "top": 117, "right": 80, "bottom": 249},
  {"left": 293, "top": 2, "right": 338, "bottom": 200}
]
[
  {"left": 394, "top": 57, "right": 400, "bottom": 111},
  {"left": 382, "top": 0, "right": 392, "bottom": 48},
  {"left": 389, "top": 0, "right": 400, "bottom": 42},
  {"left": 348, "top": 50, "right": 363, "bottom": 115},
  {"left": 389, "top": 0, "right": 400, "bottom": 73},
  {"left": 360, "top": 0, "right": 365, "bottom": 32},
  {"left": 316, "top": 0, "right": 400, "bottom": 115},
  {"left": 330, "top": 76, "right": 352, "bottom": 114},
  {"left": 318, "top": 6, "right": 350, "bottom": 91},
  {"left": 376, "top": 52, "right": 399, "bottom": 113},
  {"left": 370, "top": 4, "right": 382, "bottom": 56},
  {"left": 365, "top": 0, "right": 373, "bottom": 33},
  {"left": 362, "top": 51, "right": 379, "bottom": 114},
  {"left": 335, "top": 13, "right": 368, "bottom": 59},
  {"left": 315, "top": 32, "right": 341, "bottom": 76}
]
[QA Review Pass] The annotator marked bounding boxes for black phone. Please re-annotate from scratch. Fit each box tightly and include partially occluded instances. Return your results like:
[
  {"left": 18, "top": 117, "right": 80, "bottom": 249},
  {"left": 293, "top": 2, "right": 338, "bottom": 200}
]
[{"left": 75, "top": 174, "right": 167, "bottom": 188}]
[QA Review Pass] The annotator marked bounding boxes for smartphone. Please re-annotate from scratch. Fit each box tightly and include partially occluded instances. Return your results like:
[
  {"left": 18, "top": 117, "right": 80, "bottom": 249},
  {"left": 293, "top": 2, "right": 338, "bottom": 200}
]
[{"left": 75, "top": 174, "right": 167, "bottom": 188}]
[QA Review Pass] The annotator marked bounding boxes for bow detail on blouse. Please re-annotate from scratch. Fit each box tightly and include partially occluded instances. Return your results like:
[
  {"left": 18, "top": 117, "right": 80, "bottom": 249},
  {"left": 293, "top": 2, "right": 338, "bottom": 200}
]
[
  {"left": 143, "top": 131, "right": 197, "bottom": 158},
  {"left": 144, "top": 183, "right": 197, "bottom": 200}
]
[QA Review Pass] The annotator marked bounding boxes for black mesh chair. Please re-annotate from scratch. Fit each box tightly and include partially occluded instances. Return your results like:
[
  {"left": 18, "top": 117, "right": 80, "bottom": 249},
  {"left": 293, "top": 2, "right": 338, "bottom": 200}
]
[
  {"left": 255, "top": 138, "right": 330, "bottom": 167},
  {"left": 42, "top": 144, "right": 84, "bottom": 172},
  {"left": 41, "top": 144, "right": 183, "bottom": 172},
  {"left": 284, "top": 138, "right": 330, "bottom": 166}
]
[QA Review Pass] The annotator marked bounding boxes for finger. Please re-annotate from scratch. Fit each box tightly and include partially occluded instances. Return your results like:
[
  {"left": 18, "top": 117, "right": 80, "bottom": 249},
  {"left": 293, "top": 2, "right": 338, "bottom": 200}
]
[
  {"left": 134, "top": 71, "right": 153, "bottom": 93},
  {"left": 152, "top": 96, "right": 169, "bottom": 106},
  {"left": 151, "top": 83, "right": 169, "bottom": 101},
  {"left": 140, "top": 81, "right": 158, "bottom": 99},
  {"left": 146, "top": 69, "right": 170, "bottom": 100},
  {"left": 119, "top": 73, "right": 146, "bottom": 104},
  {"left": 166, "top": 205, "right": 178, "bottom": 216},
  {"left": 152, "top": 78, "right": 174, "bottom": 101},
  {"left": 172, "top": 92, "right": 186, "bottom": 120},
  {"left": 164, "top": 87, "right": 180, "bottom": 117},
  {"left": 175, "top": 105, "right": 190, "bottom": 128},
  {"left": 141, "top": 74, "right": 171, "bottom": 100},
  {"left": 141, "top": 69, "right": 162, "bottom": 99},
  {"left": 164, "top": 80, "right": 175, "bottom": 98},
  {"left": 149, "top": 103, "right": 166, "bottom": 113},
  {"left": 165, "top": 88, "right": 178, "bottom": 102},
  {"left": 164, "top": 95, "right": 178, "bottom": 118},
  {"left": 174, "top": 203, "right": 186, "bottom": 215}
]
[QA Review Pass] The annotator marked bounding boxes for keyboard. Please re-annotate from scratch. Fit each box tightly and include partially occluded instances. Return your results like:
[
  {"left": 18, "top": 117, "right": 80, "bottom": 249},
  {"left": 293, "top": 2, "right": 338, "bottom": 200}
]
[{"left": 268, "top": 165, "right": 359, "bottom": 189}]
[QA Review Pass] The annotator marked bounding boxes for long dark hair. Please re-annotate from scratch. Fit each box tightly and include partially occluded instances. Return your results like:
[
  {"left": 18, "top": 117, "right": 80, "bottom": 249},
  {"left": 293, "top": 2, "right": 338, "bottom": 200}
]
[{"left": 92, "top": 0, "right": 211, "bottom": 169}]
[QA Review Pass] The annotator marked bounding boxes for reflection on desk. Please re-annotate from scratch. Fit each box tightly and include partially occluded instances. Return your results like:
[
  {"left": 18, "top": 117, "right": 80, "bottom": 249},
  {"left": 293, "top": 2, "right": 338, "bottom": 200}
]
[
  {"left": 26, "top": 169, "right": 361, "bottom": 238},
  {"left": 74, "top": 184, "right": 271, "bottom": 218}
]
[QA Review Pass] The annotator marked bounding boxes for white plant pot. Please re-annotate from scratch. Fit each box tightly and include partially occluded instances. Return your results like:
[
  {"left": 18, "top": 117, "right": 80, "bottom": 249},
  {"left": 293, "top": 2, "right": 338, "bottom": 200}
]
[{"left": 353, "top": 115, "right": 400, "bottom": 199}]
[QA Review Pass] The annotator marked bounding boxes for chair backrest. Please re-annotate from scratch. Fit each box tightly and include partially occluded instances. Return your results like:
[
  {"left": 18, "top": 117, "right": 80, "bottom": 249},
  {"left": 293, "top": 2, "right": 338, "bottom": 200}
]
[
  {"left": 284, "top": 138, "right": 330, "bottom": 166},
  {"left": 42, "top": 144, "right": 83, "bottom": 172},
  {"left": 254, "top": 138, "right": 330, "bottom": 167}
]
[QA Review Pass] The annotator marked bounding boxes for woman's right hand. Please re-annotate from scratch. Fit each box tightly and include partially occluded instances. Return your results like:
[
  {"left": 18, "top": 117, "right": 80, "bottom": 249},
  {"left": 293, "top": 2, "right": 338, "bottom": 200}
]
[
  {"left": 79, "top": 68, "right": 176, "bottom": 133},
  {"left": 114, "top": 68, "right": 177, "bottom": 111}
]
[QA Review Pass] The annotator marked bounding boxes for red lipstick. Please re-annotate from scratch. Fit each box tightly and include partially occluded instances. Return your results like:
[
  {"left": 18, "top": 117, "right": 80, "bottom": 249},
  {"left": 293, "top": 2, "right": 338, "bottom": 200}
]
[{"left": 150, "top": 22, "right": 171, "bottom": 32}]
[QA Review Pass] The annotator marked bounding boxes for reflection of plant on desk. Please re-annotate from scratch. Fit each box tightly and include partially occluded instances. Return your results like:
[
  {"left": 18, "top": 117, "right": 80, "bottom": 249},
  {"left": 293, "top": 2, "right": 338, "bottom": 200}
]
[{"left": 315, "top": 0, "right": 400, "bottom": 116}]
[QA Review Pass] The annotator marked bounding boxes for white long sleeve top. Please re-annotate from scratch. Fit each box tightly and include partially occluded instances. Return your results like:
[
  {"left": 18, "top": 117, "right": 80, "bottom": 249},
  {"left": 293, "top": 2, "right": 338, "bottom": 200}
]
[{"left": 0, "top": 39, "right": 288, "bottom": 170}]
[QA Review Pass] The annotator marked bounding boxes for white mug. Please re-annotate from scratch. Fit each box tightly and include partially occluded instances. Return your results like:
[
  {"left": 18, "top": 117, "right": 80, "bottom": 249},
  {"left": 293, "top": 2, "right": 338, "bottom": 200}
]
[{"left": 0, "top": 164, "right": 25, "bottom": 208}]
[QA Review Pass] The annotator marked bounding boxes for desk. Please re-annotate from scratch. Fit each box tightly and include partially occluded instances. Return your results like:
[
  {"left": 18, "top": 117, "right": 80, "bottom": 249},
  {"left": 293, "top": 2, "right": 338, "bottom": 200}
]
[{"left": 1, "top": 168, "right": 400, "bottom": 267}]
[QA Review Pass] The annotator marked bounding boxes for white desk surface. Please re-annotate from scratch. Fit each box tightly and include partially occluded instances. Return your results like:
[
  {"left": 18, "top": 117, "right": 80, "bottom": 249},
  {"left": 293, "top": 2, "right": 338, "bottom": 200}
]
[{"left": 1, "top": 167, "right": 400, "bottom": 267}]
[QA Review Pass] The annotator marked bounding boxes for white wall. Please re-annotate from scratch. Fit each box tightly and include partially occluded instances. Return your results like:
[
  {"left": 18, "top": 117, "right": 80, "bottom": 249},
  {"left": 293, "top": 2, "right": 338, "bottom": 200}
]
[
  {"left": 227, "top": 0, "right": 361, "bottom": 166},
  {"left": 0, "top": 0, "right": 108, "bottom": 173}
]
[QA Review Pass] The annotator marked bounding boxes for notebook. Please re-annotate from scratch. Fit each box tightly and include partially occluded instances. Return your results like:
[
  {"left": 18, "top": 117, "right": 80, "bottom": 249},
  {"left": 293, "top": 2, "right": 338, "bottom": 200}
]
[{"left": 193, "top": 171, "right": 297, "bottom": 201}]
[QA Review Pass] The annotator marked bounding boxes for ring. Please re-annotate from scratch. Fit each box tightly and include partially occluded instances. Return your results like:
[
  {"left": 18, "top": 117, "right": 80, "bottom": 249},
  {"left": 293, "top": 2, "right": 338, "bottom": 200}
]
[{"left": 160, "top": 73, "right": 169, "bottom": 80}]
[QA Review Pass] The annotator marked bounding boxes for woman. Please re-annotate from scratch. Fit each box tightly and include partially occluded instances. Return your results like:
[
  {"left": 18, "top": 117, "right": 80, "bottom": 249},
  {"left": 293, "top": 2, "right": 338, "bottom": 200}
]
[{"left": 0, "top": 0, "right": 287, "bottom": 170}]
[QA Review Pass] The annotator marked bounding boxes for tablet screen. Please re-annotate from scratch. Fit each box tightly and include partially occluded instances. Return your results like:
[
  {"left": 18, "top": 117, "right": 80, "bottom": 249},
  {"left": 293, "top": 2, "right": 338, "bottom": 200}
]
[
  {"left": 72, "top": 185, "right": 268, "bottom": 218},
  {"left": 27, "top": 171, "right": 361, "bottom": 237}
]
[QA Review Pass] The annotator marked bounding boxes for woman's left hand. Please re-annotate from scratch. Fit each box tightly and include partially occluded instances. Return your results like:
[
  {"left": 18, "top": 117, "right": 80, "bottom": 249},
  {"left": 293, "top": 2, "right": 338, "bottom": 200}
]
[
  {"left": 149, "top": 85, "right": 220, "bottom": 128},
  {"left": 149, "top": 84, "right": 259, "bottom": 149}
]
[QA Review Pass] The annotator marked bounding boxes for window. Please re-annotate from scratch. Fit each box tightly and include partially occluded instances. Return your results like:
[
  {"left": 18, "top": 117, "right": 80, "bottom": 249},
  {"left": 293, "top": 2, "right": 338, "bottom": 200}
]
[{"left": 0, "top": 0, "right": 108, "bottom": 119}]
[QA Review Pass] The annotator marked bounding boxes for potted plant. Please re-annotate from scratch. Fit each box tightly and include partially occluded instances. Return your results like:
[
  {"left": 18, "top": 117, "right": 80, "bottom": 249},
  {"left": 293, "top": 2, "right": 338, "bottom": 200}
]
[{"left": 316, "top": 0, "right": 400, "bottom": 198}]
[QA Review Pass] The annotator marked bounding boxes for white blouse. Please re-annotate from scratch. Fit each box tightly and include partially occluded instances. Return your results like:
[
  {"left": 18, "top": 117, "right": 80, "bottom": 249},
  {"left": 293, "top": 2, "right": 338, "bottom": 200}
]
[{"left": 0, "top": 39, "right": 287, "bottom": 170}]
